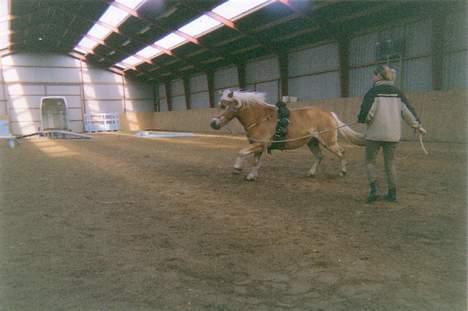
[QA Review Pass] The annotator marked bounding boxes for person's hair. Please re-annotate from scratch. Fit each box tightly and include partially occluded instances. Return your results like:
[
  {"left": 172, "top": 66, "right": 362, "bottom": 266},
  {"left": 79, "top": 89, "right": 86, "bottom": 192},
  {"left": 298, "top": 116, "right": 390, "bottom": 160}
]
[{"left": 374, "top": 65, "right": 396, "bottom": 81}]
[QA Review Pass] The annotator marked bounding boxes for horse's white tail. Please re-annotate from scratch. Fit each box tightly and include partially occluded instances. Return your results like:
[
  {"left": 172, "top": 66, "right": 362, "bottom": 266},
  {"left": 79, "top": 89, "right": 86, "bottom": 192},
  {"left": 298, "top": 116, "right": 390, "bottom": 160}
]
[{"left": 331, "top": 112, "right": 366, "bottom": 146}]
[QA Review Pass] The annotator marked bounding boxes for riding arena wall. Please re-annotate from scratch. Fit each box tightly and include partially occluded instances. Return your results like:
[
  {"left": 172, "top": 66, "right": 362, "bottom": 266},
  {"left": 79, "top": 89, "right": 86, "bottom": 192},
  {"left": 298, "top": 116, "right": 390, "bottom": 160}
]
[{"left": 120, "top": 90, "right": 467, "bottom": 143}]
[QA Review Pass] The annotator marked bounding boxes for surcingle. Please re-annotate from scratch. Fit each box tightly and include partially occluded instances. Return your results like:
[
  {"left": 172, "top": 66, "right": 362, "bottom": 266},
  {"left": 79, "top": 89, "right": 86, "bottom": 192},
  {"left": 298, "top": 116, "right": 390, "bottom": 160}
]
[{"left": 268, "top": 101, "right": 290, "bottom": 153}]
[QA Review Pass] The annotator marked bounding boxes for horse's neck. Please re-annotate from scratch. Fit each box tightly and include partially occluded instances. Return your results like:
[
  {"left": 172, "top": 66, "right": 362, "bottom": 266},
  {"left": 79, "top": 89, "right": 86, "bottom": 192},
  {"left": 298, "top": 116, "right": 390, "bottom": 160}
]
[{"left": 237, "top": 103, "right": 276, "bottom": 130}]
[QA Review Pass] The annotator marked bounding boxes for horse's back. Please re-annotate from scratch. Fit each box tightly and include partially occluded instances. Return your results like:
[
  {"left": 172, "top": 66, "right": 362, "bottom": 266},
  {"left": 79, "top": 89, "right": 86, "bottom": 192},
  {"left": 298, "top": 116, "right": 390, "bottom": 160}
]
[{"left": 289, "top": 106, "right": 335, "bottom": 128}]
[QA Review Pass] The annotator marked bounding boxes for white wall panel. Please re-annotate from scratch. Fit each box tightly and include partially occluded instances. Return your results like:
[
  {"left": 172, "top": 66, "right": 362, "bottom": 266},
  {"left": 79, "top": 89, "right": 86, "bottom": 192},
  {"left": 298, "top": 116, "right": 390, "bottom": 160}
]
[
  {"left": 9, "top": 96, "right": 43, "bottom": 109},
  {"left": 190, "top": 73, "right": 208, "bottom": 92},
  {"left": 444, "top": 11, "right": 468, "bottom": 51},
  {"left": 289, "top": 43, "right": 339, "bottom": 76},
  {"left": 443, "top": 51, "right": 468, "bottom": 90},
  {"left": 1, "top": 54, "right": 80, "bottom": 67},
  {"left": 214, "top": 92, "right": 222, "bottom": 106},
  {"left": 69, "top": 121, "right": 84, "bottom": 133},
  {"left": 85, "top": 100, "right": 123, "bottom": 113},
  {"left": 125, "top": 81, "right": 153, "bottom": 99},
  {"left": 159, "top": 98, "right": 168, "bottom": 112},
  {"left": 289, "top": 72, "right": 340, "bottom": 101},
  {"left": 9, "top": 108, "right": 40, "bottom": 122},
  {"left": 46, "top": 85, "right": 81, "bottom": 96},
  {"left": 68, "top": 108, "right": 83, "bottom": 121},
  {"left": 255, "top": 81, "right": 278, "bottom": 104},
  {"left": 214, "top": 66, "right": 238, "bottom": 89},
  {"left": 1, "top": 53, "right": 154, "bottom": 134},
  {"left": 191, "top": 92, "right": 210, "bottom": 109},
  {"left": 159, "top": 83, "right": 166, "bottom": 98},
  {"left": 350, "top": 32, "right": 378, "bottom": 66},
  {"left": 125, "top": 100, "right": 154, "bottom": 112},
  {"left": 405, "top": 19, "right": 432, "bottom": 57},
  {"left": 171, "top": 96, "right": 186, "bottom": 111},
  {"left": 81, "top": 68, "right": 122, "bottom": 83},
  {"left": 3, "top": 67, "right": 81, "bottom": 83},
  {"left": 10, "top": 122, "right": 40, "bottom": 135},
  {"left": 349, "top": 67, "right": 375, "bottom": 97},
  {"left": 7, "top": 84, "right": 44, "bottom": 96},
  {"left": 402, "top": 57, "right": 432, "bottom": 91},
  {"left": 0, "top": 103, "right": 6, "bottom": 115},
  {"left": 246, "top": 56, "right": 279, "bottom": 84},
  {"left": 84, "top": 84, "right": 123, "bottom": 99},
  {"left": 64, "top": 96, "right": 82, "bottom": 108},
  {"left": 171, "top": 79, "right": 184, "bottom": 96}
]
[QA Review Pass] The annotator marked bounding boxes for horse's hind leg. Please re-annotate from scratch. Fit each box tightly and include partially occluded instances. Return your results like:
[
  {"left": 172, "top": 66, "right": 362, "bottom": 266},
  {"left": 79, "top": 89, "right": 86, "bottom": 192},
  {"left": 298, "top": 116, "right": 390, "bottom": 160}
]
[
  {"left": 307, "top": 138, "right": 323, "bottom": 177},
  {"left": 326, "top": 142, "right": 347, "bottom": 176},
  {"left": 246, "top": 151, "right": 264, "bottom": 181}
]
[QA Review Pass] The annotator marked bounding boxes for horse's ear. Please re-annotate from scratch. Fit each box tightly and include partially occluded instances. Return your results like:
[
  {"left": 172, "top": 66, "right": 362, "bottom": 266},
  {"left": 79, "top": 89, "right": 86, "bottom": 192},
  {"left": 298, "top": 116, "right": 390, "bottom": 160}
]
[{"left": 228, "top": 90, "right": 234, "bottom": 98}]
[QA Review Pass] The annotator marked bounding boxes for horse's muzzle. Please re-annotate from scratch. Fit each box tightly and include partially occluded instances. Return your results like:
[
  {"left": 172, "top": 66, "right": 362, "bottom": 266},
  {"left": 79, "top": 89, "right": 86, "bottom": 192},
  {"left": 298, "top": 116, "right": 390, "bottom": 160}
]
[{"left": 210, "top": 118, "right": 221, "bottom": 130}]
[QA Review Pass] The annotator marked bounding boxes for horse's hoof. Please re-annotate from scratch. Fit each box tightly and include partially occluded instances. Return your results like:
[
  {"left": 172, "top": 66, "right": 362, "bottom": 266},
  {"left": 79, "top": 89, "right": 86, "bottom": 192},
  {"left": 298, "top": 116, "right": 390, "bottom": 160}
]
[
  {"left": 307, "top": 172, "right": 316, "bottom": 178},
  {"left": 339, "top": 171, "right": 347, "bottom": 177},
  {"left": 245, "top": 174, "right": 256, "bottom": 181},
  {"left": 232, "top": 168, "right": 242, "bottom": 175}
]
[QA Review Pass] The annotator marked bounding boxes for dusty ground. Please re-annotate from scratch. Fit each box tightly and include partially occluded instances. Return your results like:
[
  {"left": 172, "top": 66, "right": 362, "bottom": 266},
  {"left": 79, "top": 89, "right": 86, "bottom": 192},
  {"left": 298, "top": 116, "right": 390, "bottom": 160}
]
[{"left": 0, "top": 133, "right": 465, "bottom": 311}]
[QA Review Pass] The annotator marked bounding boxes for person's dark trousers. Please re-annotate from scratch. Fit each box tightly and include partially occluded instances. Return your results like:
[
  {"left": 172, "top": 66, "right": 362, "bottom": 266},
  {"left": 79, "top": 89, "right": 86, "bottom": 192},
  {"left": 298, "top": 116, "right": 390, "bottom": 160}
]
[{"left": 365, "top": 140, "right": 398, "bottom": 202}]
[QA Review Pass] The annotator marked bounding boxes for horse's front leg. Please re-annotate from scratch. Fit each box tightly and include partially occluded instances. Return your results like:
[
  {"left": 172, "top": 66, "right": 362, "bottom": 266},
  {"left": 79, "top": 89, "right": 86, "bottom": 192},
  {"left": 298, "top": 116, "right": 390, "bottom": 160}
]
[
  {"left": 246, "top": 149, "right": 265, "bottom": 181},
  {"left": 233, "top": 143, "right": 265, "bottom": 180}
]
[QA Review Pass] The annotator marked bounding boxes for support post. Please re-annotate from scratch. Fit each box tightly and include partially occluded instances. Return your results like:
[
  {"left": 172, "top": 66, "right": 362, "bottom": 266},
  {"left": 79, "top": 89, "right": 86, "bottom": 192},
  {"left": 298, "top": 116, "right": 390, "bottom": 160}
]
[
  {"left": 165, "top": 80, "right": 173, "bottom": 111},
  {"left": 237, "top": 62, "right": 246, "bottom": 90},
  {"left": 338, "top": 35, "right": 350, "bottom": 97},
  {"left": 183, "top": 77, "right": 191, "bottom": 110},
  {"left": 278, "top": 51, "right": 288, "bottom": 99},
  {"left": 207, "top": 71, "right": 215, "bottom": 108}
]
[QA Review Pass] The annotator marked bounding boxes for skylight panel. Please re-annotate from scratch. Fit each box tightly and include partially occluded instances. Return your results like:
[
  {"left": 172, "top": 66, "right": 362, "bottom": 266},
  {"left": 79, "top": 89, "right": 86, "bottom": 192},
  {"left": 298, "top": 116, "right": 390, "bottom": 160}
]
[
  {"left": 155, "top": 33, "right": 187, "bottom": 50},
  {"left": 88, "top": 24, "right": 112, "bottom": 40},
  {"left": 77, "top": 37, "right": 99, "bottom": 51},
  {"left": 178, "top": 15, "right": 222, "bottom": 38},
  {"left": 0, "top": 0, "right": 9, "bottom": 50},
  {"left": 111, "top": 0, "right": 275, "bottom": 70},
  {"left": 115, "top": 0, "right": 146, "bottom": 10},
  {"left": 0, "top": 34, "right": 8, "bottom": 50},
  {"left": 100, "top": 5, "right": 128, "bottom": 28},
  {"left": 136, "top": 46, "right": 162, "bottom": 59},
  {"left": 74, "top": 0, "right": 149, "bottom": 55},
  {"left": 212, "top": 0, "right": 271, "bottom": 21},
  {"left": 114, "top": 63, "right": 126, "bottom": 70},
  {"left": 121, "top": 55, "right": 143, "bottom": 67},
  {"left": 74, "top": 46, "right": 89, "bottom": 55}
]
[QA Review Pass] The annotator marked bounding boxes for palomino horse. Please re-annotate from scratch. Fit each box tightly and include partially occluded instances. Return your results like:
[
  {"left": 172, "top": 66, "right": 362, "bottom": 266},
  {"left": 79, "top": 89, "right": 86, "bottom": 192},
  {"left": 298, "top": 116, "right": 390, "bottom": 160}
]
[{"left": 210, "top": 90, "right": 365, "bottom": 181}]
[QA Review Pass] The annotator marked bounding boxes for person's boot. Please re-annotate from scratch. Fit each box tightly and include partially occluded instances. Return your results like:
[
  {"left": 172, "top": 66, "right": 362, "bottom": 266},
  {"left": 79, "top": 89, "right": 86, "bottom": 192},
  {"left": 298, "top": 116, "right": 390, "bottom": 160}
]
[
  {"left": 384, "top": 188, "right": 397, "bottom": 202},
  {"left": 367, "top": 182, "right": 379, "bottom": 203}
]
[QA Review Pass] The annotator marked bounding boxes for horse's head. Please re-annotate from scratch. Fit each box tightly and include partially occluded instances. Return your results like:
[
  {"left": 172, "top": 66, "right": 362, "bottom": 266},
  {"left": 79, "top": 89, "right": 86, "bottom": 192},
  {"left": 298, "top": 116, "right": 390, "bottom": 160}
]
[{"left": 210, "top": 89, "right": 243, "bottom": 130}]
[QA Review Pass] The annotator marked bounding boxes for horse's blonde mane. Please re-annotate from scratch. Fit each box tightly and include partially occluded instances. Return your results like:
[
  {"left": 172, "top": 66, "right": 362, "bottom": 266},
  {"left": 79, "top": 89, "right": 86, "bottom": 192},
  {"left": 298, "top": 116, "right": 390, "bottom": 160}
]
[{"left": 222, "top": 90, "right": 275, "bottom": 108}]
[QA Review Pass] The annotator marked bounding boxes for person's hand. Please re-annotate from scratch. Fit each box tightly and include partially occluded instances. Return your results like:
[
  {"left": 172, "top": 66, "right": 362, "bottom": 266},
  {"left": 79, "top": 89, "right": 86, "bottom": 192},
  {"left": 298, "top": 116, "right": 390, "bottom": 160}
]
[{"left": 415, "top": 125, "right": 426, "bottom": 136}]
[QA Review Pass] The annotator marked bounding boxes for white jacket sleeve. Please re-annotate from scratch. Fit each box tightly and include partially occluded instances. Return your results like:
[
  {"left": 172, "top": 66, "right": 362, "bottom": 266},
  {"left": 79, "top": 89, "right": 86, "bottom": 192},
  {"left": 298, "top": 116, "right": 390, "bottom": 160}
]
[{"left": 401, "top": 103, "right": 420, "bottom": 128}]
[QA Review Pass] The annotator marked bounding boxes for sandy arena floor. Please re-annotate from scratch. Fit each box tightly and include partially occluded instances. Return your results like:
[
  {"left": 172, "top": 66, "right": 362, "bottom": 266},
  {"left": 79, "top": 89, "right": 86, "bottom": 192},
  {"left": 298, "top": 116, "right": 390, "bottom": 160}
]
[{"left": 0, "top": 133, "right": 466, "bottom": 311}]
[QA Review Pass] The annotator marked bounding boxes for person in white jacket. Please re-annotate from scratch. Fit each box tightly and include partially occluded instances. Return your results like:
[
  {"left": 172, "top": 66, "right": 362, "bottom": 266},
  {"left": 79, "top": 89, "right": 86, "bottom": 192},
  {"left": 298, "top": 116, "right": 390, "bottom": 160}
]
[{"left": 357, "top": 65, "right": 426, "bottom": 203}]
